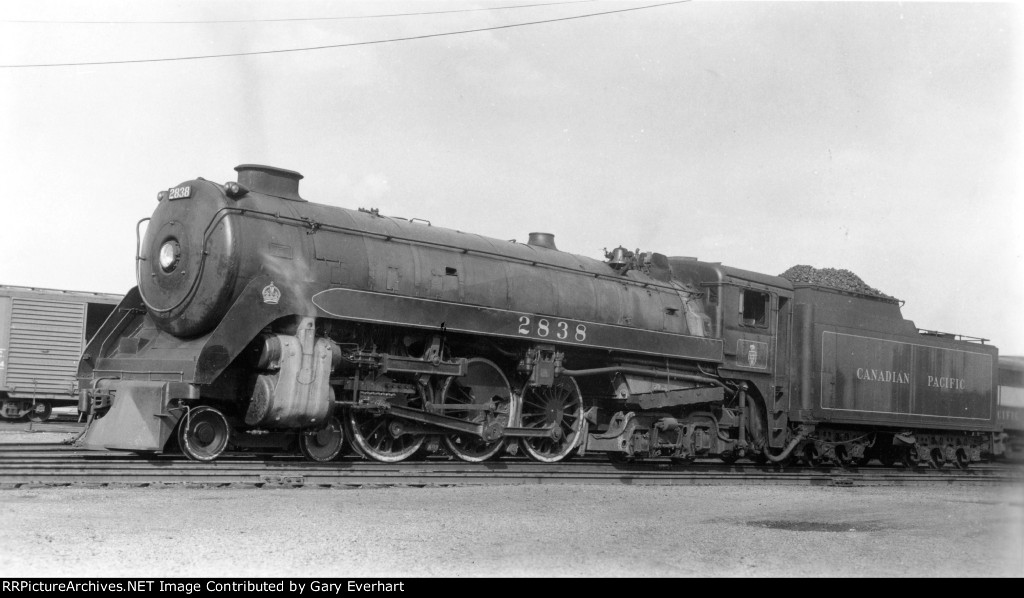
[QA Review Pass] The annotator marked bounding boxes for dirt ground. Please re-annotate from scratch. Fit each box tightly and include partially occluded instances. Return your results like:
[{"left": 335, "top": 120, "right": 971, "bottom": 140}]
[{"left": 1, "top": 429, "right": 1023, "bottom": 578}]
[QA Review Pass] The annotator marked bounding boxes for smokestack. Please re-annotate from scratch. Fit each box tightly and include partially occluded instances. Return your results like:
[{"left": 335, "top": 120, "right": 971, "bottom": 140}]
[
  {"left": 234, "top": 164, "right": 304, "bottom": 201},
  {"left": 527, "top": 232, "right": 558, "bottom": 250}
]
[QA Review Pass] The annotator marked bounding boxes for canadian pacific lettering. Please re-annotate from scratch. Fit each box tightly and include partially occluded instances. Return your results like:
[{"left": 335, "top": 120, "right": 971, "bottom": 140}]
[
  {"left": 855, "top": 368, "right": 910, "bottom": 384},
  {"left": 928, "top": 375, "right": 966, "bottom": 390},
  {"left": 854, "top": 368, "right": 967, "bottom": 391}
]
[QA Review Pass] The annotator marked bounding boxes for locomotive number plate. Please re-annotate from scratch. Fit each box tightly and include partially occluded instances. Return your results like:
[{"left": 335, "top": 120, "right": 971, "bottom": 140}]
[
  {"left": 168, "top": 185, "right": 192, "bottom": 200},
  {"left": 517, "top": 315, "right": 587, "bottom": 343}
]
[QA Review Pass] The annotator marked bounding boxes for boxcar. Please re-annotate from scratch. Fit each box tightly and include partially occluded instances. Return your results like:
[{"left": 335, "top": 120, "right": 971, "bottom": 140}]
[
  {"left": 996, "top": 355, "right": 1024, "bottom": 459},
  {"left": 0, "top": 285, "right": 122, "bottom": 421}
]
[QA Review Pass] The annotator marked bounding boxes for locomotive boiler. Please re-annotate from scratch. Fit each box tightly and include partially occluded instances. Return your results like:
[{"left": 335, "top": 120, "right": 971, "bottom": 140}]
[{"left": 77, "top": 165, "right": 1001, "bottom": 468}]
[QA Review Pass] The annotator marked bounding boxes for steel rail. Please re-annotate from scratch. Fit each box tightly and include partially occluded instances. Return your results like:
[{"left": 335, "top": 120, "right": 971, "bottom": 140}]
[{"left": 1, "top": 445, "right": 1020, "bottom": 488}]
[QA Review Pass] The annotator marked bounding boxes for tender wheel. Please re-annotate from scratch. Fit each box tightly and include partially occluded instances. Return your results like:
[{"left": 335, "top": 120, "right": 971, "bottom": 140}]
[
  {"left": 902, "top": 446, "right": 922, "bottom": 469},
  {"left": 801, "top": 444, "right": 822, "bottom": 467},
  {"left": 345, "top": 410, "right": 425, "bottom": 463},
  {"left": 928, "top": 448, "right": 945, "bottom": 470},
  {"left": 518, "top": 375, "right": 584, "bottom": 463},
  {"left": 27, "top": 401, "right": 52, "bottom": 423},
  {"left": 440, "top": 358, "right": 512, "bottom": 463},
  {"left": 178, "top": 405, "right": 231, "bottom": 461},
  {"left": 954, "top": 448, "right": 970, "bottom": 470},
  {"left": 834, "top": 445, "right": 852, "bottom": 467},
  {"left": 299, "top": 415, "right": 346, "bottom": 462}
]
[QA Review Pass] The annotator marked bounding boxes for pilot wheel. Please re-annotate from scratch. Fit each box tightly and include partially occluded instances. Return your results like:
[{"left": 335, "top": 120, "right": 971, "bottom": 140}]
[{"left": 178, "top": 405, "right": 231, "bottom": 461}]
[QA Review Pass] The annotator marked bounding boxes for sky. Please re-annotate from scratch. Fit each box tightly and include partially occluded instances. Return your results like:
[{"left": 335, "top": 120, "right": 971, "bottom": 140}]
[{"left": 1, "top": 0, "right": 1021, "bottom": 354}]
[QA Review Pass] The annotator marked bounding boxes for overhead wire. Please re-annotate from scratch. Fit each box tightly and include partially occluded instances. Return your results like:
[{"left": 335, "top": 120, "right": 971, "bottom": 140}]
[
  {"left": 2, "top": 0, "right": 599, "bottom": 24},
  {"left": 0, "top": 0, "right": 690, "bottom": 69}
]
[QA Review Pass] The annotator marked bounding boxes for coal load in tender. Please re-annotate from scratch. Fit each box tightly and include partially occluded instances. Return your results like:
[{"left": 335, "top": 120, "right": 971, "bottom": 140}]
[{"left": 779, "top": 265, "right": 899, "bottom": 302}]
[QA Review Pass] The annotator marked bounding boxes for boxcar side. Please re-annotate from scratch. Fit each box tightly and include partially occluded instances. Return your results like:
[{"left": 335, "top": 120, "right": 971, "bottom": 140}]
[
  {"left": 996, "top": 355, "right": 1024, "bottom": 459},
  {"left": 0, "top": 285, "right": 122, "bottom": 421}
]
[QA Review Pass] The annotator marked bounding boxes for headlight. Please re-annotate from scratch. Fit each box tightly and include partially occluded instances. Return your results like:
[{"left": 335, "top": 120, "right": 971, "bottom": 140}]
[{"left": 159, "top": 240, "right": 180, "bottom": 272}]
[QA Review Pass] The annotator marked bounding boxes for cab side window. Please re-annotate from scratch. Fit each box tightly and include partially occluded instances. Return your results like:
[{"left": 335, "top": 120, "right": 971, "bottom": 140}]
[{"left": 740, "top": 290, "right": 769, "bottom": 327}]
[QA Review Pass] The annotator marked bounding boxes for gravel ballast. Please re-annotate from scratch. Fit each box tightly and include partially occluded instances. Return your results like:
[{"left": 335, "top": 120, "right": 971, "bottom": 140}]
[
  {"left": 2, "top": 429, "right": 1021, "bottom": 578},
  {"left": 0, "top": 482, "right": 1021, "bottom": 578}
]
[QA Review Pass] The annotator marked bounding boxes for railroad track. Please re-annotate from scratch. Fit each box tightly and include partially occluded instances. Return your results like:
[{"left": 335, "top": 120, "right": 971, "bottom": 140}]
[
  {"left": 1, "top": 442, "right": 1021, "bottom": 488},
  {"left": 0, "top": 413, "right": 85, "bottom": 434}
]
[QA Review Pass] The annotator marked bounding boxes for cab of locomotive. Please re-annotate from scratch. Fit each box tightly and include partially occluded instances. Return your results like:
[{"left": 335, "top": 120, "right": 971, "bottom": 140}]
[{"left": 667, "top": 258, "right": 792, "bottom": 346}]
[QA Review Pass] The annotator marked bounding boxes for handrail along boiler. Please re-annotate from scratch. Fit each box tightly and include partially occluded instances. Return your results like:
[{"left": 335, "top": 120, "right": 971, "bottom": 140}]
[{"left": 76, "top": 165, "right": 1001, "bottom": 467}]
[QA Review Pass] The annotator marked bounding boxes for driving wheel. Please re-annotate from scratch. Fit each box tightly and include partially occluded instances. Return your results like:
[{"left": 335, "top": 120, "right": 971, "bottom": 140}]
[
  {"left": 440, "top": 358, "right": 512, "bottom": 462},
  {"left": 518, "top": 375, "right": 584, "bottom": 463}
]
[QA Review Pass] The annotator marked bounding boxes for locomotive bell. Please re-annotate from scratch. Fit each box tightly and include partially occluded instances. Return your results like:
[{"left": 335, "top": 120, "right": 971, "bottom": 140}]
[
  {"left": 527, "top": 232, "right": 557, "bottom": 250},
  {"left": 606, "top": 246, "right": 629, "bottom": 269}
]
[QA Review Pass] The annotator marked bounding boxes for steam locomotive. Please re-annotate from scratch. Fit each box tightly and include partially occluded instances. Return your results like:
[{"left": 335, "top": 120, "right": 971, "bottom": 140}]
[{"left": 76, "top": 165, "right": 1001, "bottom": 468}]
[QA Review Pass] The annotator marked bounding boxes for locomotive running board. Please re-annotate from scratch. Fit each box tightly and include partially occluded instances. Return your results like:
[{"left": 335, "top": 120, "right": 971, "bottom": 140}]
[{"left": 312, "top": 287, "right": 723, "bottom": 361}]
